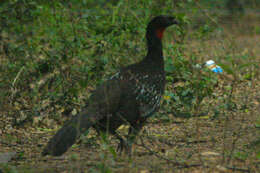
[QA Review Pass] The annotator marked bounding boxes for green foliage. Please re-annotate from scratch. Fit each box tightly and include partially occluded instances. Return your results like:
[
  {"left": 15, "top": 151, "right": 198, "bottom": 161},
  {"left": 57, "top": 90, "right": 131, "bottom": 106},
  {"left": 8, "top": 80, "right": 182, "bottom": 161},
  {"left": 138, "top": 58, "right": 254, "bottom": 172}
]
[
  {"left": 0, "top": 0, "right": 258, "bottom": 128},
  {"left": 0, "top": 164, "right": 18, "bottom": 173},
  {"left": 1, "top": 0, "right": 199, "bottom": 123},
  {"left": 163, "top": 52, "right": 219, "bottom": 118}
]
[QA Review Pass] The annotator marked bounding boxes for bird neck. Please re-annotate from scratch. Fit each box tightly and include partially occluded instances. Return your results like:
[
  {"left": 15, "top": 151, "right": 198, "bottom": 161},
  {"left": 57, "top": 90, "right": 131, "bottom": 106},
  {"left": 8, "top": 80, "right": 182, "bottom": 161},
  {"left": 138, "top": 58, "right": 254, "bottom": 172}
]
[{"left": 145, "top": 29, "right": 163, "bottom": 62}]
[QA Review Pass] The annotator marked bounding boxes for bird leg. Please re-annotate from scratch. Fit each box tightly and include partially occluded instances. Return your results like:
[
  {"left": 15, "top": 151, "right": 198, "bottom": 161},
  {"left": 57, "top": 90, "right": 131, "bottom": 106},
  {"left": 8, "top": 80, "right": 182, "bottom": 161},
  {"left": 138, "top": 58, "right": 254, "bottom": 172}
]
[
  {"left": 110, "top": 128, "right": 135, "bottom": 155},
  {"left": 124, "top": 122, "right": 145, "bottom": 156},
  {"left": 116, "top": 135, "right": 128, "bottom": 154},
  {"left": 93, "top": 121, "right": 129, "bottom": 154}
]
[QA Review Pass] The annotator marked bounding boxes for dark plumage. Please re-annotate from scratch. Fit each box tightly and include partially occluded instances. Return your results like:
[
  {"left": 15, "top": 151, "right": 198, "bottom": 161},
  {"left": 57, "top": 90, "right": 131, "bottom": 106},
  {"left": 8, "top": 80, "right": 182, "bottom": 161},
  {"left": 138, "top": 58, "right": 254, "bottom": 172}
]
[{"left": 42, "top": 15, "right": 178, "bottom": 156}]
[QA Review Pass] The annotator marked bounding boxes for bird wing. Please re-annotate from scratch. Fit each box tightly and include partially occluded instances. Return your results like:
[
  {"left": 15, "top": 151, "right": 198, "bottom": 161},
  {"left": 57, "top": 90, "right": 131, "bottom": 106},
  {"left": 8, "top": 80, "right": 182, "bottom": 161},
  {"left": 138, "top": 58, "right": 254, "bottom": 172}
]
[{"left": 86, "top": 78, "right": 122, "bottom": 116}]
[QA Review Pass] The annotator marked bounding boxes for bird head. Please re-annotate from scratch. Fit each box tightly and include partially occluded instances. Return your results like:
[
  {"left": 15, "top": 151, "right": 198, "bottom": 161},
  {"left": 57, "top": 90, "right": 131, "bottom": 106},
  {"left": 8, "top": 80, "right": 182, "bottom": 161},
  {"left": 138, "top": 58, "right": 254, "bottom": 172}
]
[{"left": 147, "top": 15, "right": 178, "bottom": 39}]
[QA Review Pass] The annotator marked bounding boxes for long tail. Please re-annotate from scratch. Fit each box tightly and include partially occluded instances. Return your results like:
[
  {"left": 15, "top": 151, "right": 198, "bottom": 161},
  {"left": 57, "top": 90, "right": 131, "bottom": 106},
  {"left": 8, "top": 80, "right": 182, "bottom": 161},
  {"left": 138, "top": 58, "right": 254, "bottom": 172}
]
[{"left": 42, "top": 109, "right": 98, "bottom": 156}]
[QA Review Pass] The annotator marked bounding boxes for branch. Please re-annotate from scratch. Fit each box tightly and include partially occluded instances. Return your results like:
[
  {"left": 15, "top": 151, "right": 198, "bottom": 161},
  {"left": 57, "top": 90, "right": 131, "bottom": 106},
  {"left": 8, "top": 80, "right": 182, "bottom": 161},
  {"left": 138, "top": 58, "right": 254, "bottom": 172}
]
[{"left": 137, "top": 136, "right": 202, "bottom": 169}]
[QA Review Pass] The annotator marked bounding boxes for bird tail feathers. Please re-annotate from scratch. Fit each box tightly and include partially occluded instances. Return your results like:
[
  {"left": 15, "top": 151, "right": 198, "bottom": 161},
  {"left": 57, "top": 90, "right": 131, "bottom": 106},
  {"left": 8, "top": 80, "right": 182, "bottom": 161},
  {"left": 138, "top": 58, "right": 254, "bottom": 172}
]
[{"left": 42, "top": 109, "right": 98, "bottom": 156}]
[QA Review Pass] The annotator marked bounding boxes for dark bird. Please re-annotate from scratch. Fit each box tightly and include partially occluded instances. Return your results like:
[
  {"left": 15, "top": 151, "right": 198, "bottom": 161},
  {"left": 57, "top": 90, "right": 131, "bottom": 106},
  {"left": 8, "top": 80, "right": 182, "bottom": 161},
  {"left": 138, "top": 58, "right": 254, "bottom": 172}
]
[{"left": 42, "top": 15, "right": 178, "bottom": 156}]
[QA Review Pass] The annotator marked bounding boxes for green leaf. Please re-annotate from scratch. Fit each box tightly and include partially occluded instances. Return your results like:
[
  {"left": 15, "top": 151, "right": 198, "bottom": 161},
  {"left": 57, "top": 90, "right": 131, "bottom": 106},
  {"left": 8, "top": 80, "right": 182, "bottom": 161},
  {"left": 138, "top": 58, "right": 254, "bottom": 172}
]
[
  {"left": 257, "top": 152, "right": 260, "bottom": 159},
  {"left": 218, "top": 63, "right": 234, "bottom": 75},
  {"left": 234, "top": 152, "right": 248, "bottom": 161}
]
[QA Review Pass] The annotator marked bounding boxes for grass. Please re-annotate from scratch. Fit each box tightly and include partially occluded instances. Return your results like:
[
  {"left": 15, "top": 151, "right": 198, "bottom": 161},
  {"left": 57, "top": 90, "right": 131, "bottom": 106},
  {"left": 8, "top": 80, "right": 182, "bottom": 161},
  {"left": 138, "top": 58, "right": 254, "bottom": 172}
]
[{"left": 0, "top": 1, "right": 260, "bottom": 172}]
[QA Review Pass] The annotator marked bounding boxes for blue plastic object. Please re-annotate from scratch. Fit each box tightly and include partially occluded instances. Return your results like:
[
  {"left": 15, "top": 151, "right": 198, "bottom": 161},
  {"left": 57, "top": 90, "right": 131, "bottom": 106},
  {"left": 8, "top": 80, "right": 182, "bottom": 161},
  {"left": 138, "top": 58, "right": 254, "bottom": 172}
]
[{"left": 205, "top": 60, "right": 223, "bottom": 74}]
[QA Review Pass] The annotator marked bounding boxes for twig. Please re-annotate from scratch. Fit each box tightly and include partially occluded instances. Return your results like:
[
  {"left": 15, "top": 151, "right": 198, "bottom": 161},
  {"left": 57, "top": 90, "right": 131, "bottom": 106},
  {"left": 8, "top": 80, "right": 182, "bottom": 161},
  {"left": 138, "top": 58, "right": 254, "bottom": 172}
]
[
  {"left": 0, "top": 141, "right": 18, "bottom": 147},
  {"left": 29, "top": 70, "right": 59, "bottom": 90},
  {"left": 226, "top": 166, "right": 251, "bottom": 173},
  {"left": 12, "top": 66, "right": 25, "bottom": 87},
  {"left": 137, "top": 136, "right": 202, "bottom": 169},
  {"left": 10, "top": 66, "right": 25, "bottom": 99},
  {"left": 144, "top": 133, "right": 207, "bottom": 147},
  {"left": 194, "top": 1, "right": 219, "bottom": 26}
]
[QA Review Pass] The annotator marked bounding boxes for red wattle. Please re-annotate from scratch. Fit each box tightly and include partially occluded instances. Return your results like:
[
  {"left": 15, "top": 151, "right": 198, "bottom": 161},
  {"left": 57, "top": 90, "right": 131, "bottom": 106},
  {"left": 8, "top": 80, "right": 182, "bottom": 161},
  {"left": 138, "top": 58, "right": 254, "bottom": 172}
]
[{"left": 156, "top": 28, "right": 165, "bottom": 39}]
